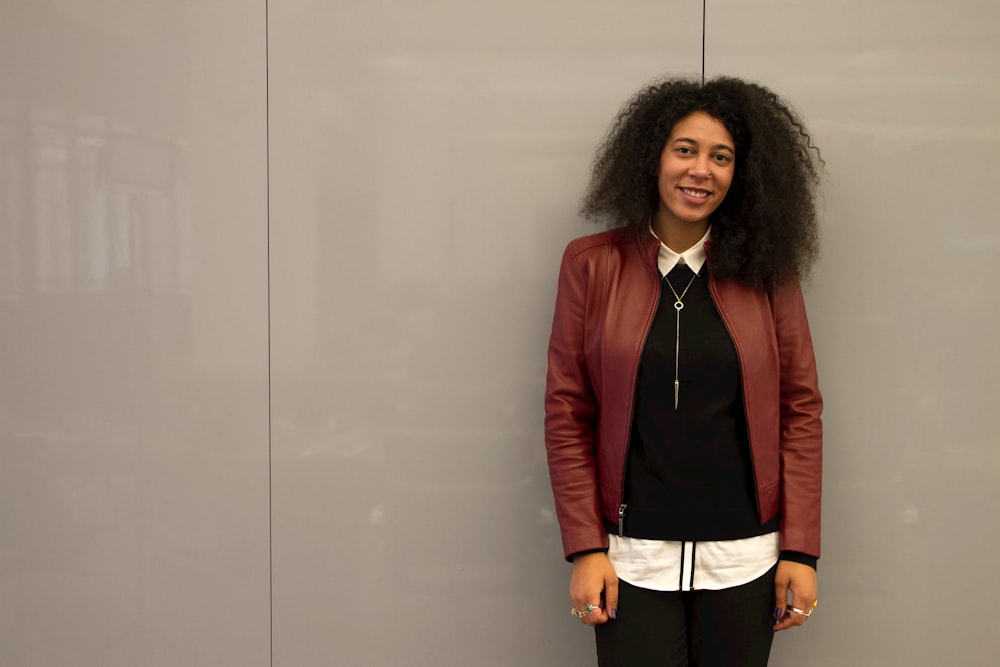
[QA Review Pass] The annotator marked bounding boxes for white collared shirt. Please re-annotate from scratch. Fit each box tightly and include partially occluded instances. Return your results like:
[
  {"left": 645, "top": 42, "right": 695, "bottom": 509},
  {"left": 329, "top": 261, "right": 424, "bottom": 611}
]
[
  {"left": 609, "top": 532, "right": 779, "bottom": 592},
  {"left": 651, "top": 225, "right": 710, "bottom": 276},
  {"left": 611, "top": 226, "right": 779, "bottom": 592}
]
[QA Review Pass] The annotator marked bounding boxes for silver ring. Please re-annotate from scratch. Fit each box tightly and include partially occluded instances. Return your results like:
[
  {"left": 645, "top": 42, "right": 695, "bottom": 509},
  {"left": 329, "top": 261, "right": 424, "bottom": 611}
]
[
  {"left": 569, "top": 602, "right": 600, "bottom": 618},
  {"left": 788, "top": 605, "right": 814, "bottom": 618}
]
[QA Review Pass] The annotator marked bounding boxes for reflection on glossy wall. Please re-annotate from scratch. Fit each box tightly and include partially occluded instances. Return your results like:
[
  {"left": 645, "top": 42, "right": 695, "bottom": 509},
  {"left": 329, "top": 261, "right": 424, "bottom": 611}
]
[
  {"left": 1, "top": 0, "right": 998, "bottom": 665},
  {"left": 0, "top": 2, "right": 270, "bottom": 665}
]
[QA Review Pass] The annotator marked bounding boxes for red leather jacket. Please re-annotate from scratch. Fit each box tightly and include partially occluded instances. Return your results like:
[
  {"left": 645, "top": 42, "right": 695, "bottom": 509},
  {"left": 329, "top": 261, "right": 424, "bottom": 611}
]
[{"left": 544, "top": 228, "right": 823, "bottom": 561}]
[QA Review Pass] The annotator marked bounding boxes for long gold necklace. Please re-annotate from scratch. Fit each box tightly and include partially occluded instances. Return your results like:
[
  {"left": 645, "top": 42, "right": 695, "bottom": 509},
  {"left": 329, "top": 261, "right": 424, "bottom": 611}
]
[{"left": 663, "top": 268, "right": 699, "bottom": 410}]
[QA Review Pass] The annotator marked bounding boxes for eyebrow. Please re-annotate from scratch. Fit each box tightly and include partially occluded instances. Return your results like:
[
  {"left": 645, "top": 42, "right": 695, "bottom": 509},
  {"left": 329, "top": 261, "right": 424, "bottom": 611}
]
[{"left": 671, "top": 137, "right": 735, "bottom": 153}]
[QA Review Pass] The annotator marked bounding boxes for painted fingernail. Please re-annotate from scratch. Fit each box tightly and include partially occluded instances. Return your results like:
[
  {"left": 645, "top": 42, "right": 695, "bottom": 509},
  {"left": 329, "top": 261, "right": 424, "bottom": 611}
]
[
  {"left": 610, "top": 609, "right": 617, "bottom": 620},
  {"left": 774, "top": 607, "right": 783, "bottom": 619}
]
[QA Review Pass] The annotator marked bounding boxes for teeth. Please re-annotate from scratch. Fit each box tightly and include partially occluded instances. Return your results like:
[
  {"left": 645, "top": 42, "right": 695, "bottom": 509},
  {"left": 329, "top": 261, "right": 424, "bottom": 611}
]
[{"left": 681, "top": 188, "right": 709, "bottom": 197}]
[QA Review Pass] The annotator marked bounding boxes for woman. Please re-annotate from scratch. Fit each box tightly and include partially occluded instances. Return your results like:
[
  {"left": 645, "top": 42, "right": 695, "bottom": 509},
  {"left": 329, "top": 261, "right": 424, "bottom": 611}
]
[{"left": 544, "top": 76, "right": 823, "bottom": 666}]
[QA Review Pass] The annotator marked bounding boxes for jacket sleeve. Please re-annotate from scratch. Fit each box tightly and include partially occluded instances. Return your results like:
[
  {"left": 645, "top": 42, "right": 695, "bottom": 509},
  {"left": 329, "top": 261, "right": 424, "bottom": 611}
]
[
  {"left": 544, "top": 243, "right": 609, "bottom": 561},
  {"left": 772, "top": 280, "right": 824, "bottom": 558}
]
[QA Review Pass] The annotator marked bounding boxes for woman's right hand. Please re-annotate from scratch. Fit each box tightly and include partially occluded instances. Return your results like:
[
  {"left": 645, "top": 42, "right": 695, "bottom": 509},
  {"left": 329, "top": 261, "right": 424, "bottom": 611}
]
[{"left": 570, "top": 552, "right": 619, "bottom": 626}]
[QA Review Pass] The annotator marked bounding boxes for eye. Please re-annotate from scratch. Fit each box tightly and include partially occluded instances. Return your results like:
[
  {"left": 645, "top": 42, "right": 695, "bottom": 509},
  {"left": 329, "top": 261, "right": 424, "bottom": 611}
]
[
  {"left": 675, "top": 146, "right": 695, "bottom": 155},
  {"left": 712, "top": 153, "right": 732, "bottom": 164}
]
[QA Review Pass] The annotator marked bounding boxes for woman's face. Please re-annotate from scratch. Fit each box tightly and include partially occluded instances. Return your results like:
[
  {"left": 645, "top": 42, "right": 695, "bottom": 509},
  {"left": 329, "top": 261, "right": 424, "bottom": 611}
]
[{"left": 655, "top": 111, "right": 736, "bottom": 234}]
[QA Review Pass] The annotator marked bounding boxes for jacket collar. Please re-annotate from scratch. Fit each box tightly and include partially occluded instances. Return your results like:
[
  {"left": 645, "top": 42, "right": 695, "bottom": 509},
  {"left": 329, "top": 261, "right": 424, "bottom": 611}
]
[{"left": 633, "top": 226, "right": 662, "bottom": 270}]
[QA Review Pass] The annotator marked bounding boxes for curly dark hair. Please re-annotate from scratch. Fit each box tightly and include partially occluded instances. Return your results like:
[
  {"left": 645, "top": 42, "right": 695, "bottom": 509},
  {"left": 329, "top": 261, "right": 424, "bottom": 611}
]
[{"left": 581, "top": 75, "right": 822, "bottom": 286}]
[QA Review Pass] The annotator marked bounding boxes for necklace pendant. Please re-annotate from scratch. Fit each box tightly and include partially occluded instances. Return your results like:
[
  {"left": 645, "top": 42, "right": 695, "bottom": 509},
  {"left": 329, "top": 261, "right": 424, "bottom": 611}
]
[{"left": 664, "top": 270, "right": 697, "bottom": 413}]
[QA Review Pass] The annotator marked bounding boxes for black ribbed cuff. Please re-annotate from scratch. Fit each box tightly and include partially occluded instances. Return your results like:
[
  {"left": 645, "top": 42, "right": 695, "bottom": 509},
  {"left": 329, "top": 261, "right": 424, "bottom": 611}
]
[{"left": 779, "top": 550, "right": 818, "bottom": 570}]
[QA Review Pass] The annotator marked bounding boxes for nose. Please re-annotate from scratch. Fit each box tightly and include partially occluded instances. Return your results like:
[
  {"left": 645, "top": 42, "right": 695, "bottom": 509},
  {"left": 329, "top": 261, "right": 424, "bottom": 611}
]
[{"left": 689, "top": 158, "right": 713, "bottom": 179}]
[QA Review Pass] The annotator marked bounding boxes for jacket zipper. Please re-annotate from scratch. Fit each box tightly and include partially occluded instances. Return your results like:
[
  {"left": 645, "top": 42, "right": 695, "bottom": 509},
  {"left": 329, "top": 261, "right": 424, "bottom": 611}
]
[
  {"left": 706, "top": 274, "right": 763, "bottom": 519},
  {"left": 616, "top": 248, "right": 661, "bottom": 537}
]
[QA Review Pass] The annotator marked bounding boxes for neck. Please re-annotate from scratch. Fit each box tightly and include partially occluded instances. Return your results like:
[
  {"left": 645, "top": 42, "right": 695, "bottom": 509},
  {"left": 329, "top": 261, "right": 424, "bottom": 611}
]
[{"left": 652, "top": 216, "right": 709, "bottom": 254}]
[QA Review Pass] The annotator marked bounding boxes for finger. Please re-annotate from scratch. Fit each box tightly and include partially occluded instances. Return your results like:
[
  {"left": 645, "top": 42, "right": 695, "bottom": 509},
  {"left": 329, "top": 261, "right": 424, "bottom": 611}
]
[
  {"left": 571, "top": 590, "right": 609, "bottom": 624},
  {"left": 588, "top": 599, "right": 609, "bottom": 626},
  {"left": 569, "top": 590, "right": 599, "bottom": 614},
  {"left": 773, "top": 608, "right": 802, "bottom": 631},
  {"left": 773, "top": 575, "right": 789, "bottom": 622},
  {"left": 605, "top": 577, "right": 619, "bottom": 620},
  {"left": 780, "top": 576, "right": 816, "bottom": 630},
  {"left": 574, "top": 602, "right": 607, "bottom": 626},
  {"left": 570, "top": 593, "right": 606, "bottom": 625},
  {"left": 775, "top": 594, "right": 816, "bottom": 631},
  {"left": 775, "top": 605, "right": 809, "bottom": 630}
]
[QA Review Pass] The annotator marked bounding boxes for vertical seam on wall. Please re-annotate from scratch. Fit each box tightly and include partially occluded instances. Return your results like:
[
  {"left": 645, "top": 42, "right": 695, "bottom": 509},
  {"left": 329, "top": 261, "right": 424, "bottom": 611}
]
[
  {"left": 702, "top": 0, "right": 707, "bottom": 83},
  {"left": 265, "top": 0, "right": 274, "bottom": 665}
]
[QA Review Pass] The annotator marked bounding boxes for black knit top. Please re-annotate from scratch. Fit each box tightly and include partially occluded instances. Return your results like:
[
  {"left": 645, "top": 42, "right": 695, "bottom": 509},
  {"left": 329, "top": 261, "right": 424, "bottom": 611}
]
[{"left": 622, "top": 262, "right": 780, "bottom": 541}]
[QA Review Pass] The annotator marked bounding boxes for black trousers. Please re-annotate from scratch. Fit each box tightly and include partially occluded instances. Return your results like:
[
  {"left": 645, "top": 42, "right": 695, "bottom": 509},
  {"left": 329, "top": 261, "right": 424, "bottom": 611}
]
[{"left": 594, "top": 564, "right": 777, "bottom": 667}]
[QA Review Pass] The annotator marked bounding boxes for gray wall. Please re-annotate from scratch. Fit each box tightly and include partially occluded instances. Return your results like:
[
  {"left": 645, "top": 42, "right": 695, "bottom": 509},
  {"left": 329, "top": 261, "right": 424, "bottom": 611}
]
[{"left": 1, "top": 1, "right": 998, "bottom": 665}]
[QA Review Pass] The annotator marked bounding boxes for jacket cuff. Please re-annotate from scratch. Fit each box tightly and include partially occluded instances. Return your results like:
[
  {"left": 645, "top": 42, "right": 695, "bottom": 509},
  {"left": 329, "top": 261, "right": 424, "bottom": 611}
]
[{"left": 779, "top": 550, "right": 818, "bottom": 571}]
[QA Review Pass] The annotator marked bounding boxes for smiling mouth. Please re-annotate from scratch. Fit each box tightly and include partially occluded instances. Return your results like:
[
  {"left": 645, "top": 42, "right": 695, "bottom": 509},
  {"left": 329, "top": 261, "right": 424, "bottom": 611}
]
[{"left": 680, "top": 187, "right": 711, "bottom": 198}]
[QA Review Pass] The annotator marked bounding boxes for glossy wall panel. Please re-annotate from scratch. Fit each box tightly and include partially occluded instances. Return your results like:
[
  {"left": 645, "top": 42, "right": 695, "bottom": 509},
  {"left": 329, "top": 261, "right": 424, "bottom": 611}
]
[
  {"left": 266, "top": 2, "right": 703, "bottom": 665},
  {"left": 706, "top": 1, "right": 1000, "bottom": 664},
  {"left": 3, "top": 0, "right": 1000, "bottom": 665},
  {"left": 0, "top": 2, "right": 270, "bottom": 665}
]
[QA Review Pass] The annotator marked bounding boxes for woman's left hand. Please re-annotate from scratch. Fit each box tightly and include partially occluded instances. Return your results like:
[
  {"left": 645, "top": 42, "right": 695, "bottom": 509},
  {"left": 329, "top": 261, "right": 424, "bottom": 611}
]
[{"left": 773, "top": 560, "right": 817, "bottom": 631}]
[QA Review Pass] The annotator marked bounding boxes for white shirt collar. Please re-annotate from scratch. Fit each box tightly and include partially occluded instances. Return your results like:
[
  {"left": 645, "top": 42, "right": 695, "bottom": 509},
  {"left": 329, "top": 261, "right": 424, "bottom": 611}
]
[{"left": 650, "top": 226, "right": 711, "bottom": 276}]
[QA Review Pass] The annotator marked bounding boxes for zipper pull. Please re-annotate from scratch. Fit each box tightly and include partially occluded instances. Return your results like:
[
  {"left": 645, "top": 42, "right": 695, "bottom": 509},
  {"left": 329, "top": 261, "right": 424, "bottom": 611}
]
[{"left": 618, "top": 504, "right": 627, "bottom": 536}]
